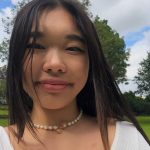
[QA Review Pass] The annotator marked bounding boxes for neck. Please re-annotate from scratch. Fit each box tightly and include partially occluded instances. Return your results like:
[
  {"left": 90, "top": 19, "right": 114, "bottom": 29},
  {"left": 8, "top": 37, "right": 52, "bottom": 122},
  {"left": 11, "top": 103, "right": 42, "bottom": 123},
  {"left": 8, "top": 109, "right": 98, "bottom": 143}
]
[{"left": 31, "top": 101, "right": 79, "bottom": 126}]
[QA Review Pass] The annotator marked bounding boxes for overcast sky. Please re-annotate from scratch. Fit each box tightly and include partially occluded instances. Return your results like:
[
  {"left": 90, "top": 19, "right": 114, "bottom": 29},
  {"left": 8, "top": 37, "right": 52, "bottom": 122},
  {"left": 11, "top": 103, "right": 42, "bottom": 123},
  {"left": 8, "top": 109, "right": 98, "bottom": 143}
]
[{"left": 0, "top": 0, "right": 150, "bottom": 93}]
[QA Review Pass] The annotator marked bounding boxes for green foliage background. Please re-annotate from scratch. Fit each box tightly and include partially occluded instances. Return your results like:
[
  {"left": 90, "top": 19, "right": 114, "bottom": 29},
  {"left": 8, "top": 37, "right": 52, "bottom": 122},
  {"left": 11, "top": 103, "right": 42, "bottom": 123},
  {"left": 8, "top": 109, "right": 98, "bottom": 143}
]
[
  {"left": 94, "top": 17, "right": 130, "bottom": 83},
  {"left": 135, "top": 52, "right": 150, "bottom": 96},
  {"left": 0, "top": 79, "right": 6, "bottom": 98},
  {"left": 124, "top": 91, "right": 150, "bottom": 115}
]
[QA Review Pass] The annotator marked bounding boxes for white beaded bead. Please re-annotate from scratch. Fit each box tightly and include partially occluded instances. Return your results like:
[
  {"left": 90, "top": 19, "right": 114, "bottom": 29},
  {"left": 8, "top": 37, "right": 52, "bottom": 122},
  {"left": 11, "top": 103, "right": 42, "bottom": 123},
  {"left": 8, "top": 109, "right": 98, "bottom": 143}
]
[
  {"left": 48, "top": 126, "right": 52, "bottom": 130},
  {"left": 53, "top": 126, "right": 58, "bottom": 130},
  {"left": 68, "top": 122, "right": 72, "bottom": 126},
  {"left": 33, "top": 110, "right": 83, "bottom": 133}
]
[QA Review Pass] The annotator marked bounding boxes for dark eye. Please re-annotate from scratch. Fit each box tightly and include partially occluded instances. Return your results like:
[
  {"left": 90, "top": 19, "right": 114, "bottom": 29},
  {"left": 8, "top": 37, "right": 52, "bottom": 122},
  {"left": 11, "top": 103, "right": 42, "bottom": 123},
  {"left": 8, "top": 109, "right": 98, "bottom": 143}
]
[
  {"left": 66, "top": 47, "right": 85, "bottom": 53},
  {"left": 26, "top": 43, "right": 45, "bottom": 49}
]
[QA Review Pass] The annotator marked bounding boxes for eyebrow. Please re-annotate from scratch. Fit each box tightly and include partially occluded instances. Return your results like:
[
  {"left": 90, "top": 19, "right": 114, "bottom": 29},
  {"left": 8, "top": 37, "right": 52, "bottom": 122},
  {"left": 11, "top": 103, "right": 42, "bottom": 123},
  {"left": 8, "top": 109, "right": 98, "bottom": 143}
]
[
  {"left": 65, "top": 34, "right": 86, "bottom": 44},
  {"left": 30, "top": 31, "right": 86, "bottom": 44}
]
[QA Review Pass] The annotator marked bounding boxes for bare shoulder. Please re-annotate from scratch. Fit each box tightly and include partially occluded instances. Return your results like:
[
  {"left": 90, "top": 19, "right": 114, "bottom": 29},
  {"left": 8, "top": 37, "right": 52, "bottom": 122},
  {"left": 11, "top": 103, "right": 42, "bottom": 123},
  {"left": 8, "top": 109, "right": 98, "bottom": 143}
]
[
  {"left": 4, "top": 125, "right": 17, "bottom": 135},
  {"left": 4, "top": 125, "right": 18, "bottom": 144},
  {"left": 81, "top": 115, "right": 116, "bottom": 130},
  {"left": 81, "top": 115, "right": 116, "bottom": 147}
]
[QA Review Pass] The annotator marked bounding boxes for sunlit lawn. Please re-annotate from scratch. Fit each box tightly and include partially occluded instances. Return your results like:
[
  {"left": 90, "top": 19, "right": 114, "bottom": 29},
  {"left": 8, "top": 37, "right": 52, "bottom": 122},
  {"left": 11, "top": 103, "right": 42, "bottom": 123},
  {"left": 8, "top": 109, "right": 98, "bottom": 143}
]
[
  {"left": 0, "top": 109, "right": 8, "bottom": 115},
  {"left": 0, "top": 105, "right": 8, "bottom": 126},
  {"left": 137, "top": 116, "right": 150, "bottom": 139},
  {"left": 0, "top": 118, "right": 8, "bottom": 126}
]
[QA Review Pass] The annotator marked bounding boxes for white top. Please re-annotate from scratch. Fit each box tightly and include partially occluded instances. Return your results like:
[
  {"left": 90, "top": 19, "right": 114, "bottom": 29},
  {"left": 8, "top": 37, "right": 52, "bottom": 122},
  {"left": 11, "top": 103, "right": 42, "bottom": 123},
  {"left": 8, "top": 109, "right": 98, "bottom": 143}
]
[{"left": 0, "top": 121, "right": 149, "bottom": 150}]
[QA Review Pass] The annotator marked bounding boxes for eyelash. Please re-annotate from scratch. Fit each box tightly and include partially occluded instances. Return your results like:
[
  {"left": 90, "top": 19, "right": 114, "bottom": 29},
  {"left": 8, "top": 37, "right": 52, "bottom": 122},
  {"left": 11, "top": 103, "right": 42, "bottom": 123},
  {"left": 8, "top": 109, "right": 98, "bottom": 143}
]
[
  {"left": 26, "top": 44, "right": 85, "bottom": 53},
  {"left": 66, "top": 47, "right": 85, "bottom": 53}
]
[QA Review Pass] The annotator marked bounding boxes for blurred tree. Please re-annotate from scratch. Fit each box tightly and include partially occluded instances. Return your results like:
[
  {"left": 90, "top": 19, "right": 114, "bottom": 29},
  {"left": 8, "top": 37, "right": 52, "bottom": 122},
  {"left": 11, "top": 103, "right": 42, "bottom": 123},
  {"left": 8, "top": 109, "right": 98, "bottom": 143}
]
[
  {"left": 94, "top": 17, "right": 130, "bottom": 83},
  {"left": 0, "top": 0, "right": 31, "bottom": 61},
  {"left": 80, "top": 0, "right": 92, "bottom": 17},
  {"left": 0, "top": 65, "right": 7, "bottom": 98},
  {"left": 134, "top": 52, "right": 150, "bottom": 96},
  {"left": 145, "top": 95, "right": 150, "bottom": 103},
  {"left": 0, "top": 79, "right": 6, "bottom": 98},
  {"left": 123, "top": 91, "right": 150, "bottom": 115},
  {"left": 0, "top": 65, "right": 7, "bottom": 79}
]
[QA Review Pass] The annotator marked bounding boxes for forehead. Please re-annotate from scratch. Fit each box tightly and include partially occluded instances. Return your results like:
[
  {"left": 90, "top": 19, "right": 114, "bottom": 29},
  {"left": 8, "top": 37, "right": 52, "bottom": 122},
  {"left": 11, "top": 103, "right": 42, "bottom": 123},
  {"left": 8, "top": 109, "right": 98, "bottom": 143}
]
[{"left": 33, "top": 7, "right": 81, "bottom": 36}]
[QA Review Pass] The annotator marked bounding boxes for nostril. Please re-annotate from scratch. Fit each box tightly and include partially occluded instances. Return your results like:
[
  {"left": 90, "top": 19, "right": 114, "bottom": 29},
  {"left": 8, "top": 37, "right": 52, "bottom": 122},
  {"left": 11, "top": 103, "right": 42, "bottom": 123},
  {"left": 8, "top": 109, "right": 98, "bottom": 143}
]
[
  {"left": 43, "top": 64, "right": 67, "bottom": 74},
  {"left": 47, "top": 68, "right": 65, "bottom": 73},
  {"left": 42, "top": 55, "right": 67, "bottom": 73}
]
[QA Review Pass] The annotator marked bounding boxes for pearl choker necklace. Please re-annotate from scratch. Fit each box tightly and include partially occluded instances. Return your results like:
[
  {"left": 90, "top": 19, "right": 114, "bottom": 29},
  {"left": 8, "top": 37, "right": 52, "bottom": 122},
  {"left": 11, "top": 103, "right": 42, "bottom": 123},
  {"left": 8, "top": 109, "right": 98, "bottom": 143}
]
[{"left": 33, "top": 110, "right": 83, "bottom": 134}]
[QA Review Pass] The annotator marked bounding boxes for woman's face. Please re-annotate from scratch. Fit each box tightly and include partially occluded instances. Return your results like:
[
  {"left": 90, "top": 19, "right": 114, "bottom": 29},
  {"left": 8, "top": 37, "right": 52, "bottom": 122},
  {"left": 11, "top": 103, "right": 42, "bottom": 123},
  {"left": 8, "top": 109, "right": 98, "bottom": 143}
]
[{"left": 23, "top": 7, "right": 89, "bottom": 110}]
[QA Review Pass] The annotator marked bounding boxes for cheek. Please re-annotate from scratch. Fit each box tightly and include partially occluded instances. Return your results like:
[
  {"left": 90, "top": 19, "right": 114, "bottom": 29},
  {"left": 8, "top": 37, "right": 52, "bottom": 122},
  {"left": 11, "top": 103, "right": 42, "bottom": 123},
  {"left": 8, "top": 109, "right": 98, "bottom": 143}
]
[
  {"left": 79, "top": 56, "right": 89, "bottom": 76},
  {"left": 73, "top": 56, "right": 89, "bottom": 86}
]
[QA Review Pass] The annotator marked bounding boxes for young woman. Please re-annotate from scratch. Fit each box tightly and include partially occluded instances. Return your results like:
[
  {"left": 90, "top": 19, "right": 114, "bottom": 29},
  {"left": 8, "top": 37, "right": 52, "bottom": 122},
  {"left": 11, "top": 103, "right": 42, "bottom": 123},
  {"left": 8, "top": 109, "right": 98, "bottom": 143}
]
[{"left": 0, "top": 0, "right": 150, "bottom": 150}]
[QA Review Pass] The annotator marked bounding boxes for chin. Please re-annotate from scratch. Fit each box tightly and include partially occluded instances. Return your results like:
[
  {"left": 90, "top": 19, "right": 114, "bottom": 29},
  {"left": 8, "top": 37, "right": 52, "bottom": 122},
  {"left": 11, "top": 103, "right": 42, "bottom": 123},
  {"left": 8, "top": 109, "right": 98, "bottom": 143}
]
[
  {"left": 38, "top": 98, "right": 76, "bottom": 110},
  {"left": 41, "top": 104, "right": 65, "bottom": 110}
]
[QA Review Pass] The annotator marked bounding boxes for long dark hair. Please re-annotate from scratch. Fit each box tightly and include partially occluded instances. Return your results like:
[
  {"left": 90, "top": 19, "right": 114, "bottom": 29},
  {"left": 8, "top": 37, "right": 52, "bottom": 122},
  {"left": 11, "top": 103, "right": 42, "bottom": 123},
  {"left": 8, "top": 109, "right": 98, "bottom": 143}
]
[{"left": 6, "top": 0, "right": 150, "bottom": 149}]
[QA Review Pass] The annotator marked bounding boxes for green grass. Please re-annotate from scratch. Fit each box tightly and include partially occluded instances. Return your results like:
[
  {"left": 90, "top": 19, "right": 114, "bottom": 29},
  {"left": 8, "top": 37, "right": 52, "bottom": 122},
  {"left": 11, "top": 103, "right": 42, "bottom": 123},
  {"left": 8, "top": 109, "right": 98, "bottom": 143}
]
[
  {"left": 0, "top": 118, "right": 8, "bottom": 126},
  {"left": 0, "top": 109, "right": 8, "bottom": 115},
  {"left": 0, "top": 105, "right": 8, "bottom": 109},
  {"left": 0, "top": 105, "right": 8, "bottom": 116},
  {"left": 0, "top": 105, "right": 8, "bottom": 126},
  {"left": 137, "top": 116, "right": 150, "bottom": 139}
]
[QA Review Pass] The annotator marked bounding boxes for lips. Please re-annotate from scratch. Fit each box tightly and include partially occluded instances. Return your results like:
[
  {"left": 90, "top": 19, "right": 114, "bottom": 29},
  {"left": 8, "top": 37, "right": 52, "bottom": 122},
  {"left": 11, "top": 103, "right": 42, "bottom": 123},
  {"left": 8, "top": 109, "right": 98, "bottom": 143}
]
[{"left": 37, "top": 79, "right": 71, "bottom": 92}]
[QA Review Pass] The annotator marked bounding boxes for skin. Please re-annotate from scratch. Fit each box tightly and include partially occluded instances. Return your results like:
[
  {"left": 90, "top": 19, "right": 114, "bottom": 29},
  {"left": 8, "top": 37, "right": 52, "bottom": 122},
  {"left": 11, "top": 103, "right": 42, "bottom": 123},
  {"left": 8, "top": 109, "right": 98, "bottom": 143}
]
[
  {"left": 5, "top": 7, "right": 116, "bottom": 150},
  {"left": 23, "top": 7, "right": 89, "bottom": 125}
]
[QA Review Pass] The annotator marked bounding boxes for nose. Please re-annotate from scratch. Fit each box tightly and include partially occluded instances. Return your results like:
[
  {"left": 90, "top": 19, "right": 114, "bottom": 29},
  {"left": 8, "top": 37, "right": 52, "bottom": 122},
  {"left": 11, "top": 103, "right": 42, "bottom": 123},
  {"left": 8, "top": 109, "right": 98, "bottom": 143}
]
[{"left": 42, "top": 50, "right": 67, "bottom": 74}]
